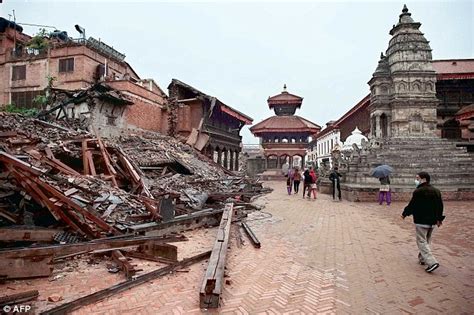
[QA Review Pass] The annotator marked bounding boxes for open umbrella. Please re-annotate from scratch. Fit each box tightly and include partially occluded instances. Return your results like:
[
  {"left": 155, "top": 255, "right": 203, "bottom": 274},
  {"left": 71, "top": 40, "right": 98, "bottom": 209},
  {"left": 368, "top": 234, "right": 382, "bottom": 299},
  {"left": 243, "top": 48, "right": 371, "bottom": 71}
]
[{"left": 370, "top": 164, "right": 393, "bottom": 178}]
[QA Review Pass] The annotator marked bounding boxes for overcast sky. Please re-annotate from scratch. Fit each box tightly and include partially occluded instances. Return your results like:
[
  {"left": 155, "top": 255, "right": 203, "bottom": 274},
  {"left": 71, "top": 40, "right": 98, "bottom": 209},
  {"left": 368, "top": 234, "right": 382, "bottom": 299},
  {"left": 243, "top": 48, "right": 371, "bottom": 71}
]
[{"left": 1, "top": 0, "right": 472, "bottom": 143}]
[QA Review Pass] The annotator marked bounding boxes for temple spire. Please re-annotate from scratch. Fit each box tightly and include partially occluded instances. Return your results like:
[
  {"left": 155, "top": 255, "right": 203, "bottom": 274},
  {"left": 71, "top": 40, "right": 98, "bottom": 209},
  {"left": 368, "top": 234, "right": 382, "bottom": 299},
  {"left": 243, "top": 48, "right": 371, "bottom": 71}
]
[
  {"left": 283, "top": 84, "right": 287, "bottom": 92},
  {"left": 402, "top": 4, "right": 408, "bottom": 13}
]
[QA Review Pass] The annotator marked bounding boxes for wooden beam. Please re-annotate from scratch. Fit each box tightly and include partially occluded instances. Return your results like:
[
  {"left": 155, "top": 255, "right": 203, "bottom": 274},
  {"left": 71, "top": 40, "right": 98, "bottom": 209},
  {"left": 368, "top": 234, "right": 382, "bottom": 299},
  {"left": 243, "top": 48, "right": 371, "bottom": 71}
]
[
  {"left": 40, "top": 251, "right": 211, "bottom": 315},
  {"left": 82, "top": 139, "right": 89, "bottom": 175},
  {"left": 200, "top": 203, "right": 234, "bottom": 308},
  {"left": 111, "top": 250, "right": 137, "bottom": 280},
  {"left": 241, "top": 222, "right": 261, "bottom": 248},
  {"left": 0, "top": 228, "right": 61, "bottom": 242},
  {"left": 0, "top": 290, "right": 39, "bottom": 307}
]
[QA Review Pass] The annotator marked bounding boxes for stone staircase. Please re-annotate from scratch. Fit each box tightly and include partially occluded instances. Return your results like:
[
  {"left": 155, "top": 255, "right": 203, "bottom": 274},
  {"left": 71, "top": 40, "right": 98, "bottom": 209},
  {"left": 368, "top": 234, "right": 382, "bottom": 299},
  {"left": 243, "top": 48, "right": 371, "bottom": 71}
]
[{"left": 342, "top": 137, "right": 474, "bottom": 200}]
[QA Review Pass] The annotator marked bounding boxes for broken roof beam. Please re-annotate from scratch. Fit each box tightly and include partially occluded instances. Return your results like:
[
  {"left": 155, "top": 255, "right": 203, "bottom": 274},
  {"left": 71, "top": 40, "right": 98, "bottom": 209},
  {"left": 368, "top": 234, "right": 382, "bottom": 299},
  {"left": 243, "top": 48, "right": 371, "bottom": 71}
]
[{"left": 199, "top": 203, "right": 234, "bottom": 309}]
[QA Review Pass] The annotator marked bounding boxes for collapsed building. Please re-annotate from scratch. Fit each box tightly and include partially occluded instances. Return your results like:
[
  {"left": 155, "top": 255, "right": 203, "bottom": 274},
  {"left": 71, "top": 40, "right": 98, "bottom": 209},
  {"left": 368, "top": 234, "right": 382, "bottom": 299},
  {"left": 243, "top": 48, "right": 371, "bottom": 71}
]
[{"left": 0, "top": 19, "right": 253, "bottom": 171}]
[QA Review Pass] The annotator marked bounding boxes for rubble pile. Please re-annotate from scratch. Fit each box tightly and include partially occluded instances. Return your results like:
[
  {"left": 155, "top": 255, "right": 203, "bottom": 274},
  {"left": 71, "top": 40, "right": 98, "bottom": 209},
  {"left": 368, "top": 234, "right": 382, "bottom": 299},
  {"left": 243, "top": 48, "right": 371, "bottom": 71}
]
[
  {"left": 0, "top": 112, "right": 270, "bottom": 312},
  {"left": 0, "top": 112, "right": 271, "bottom": 239}
]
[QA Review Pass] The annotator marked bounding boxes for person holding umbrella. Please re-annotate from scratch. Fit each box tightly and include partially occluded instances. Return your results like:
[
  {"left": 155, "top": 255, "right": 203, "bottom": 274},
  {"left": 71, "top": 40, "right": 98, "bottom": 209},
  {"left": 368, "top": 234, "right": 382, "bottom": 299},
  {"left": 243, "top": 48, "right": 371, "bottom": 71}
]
[{"left": 370, "top": 164, "right": 393, "bottom": 205}]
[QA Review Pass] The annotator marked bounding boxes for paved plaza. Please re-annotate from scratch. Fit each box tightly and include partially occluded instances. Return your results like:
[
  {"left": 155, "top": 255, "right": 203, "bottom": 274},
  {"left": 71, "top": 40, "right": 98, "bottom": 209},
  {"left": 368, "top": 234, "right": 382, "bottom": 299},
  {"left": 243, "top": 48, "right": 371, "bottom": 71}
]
[{"left": 4, "top": 181, "right": 472, "bottom": 314}]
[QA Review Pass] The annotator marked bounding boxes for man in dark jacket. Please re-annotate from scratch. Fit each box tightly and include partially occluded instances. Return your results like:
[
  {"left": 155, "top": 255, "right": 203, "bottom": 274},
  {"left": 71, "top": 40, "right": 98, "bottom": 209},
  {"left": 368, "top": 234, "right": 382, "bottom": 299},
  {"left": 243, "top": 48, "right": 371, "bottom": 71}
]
[
  {"left": 402, "top": 172, "right": 444, "bottom": 273},
  {"left": 329, "top": 167, "right": 342, "bottom": 201}
]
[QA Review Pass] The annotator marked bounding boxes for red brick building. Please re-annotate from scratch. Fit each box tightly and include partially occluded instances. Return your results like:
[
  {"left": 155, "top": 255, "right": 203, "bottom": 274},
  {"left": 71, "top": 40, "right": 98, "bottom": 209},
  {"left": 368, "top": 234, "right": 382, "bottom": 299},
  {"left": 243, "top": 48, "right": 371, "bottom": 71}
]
[
  {"left": 0, "top": 19, "right": 167, "bottom": 134},
  {"left": 167, "top": 79, "right": 253, "bottom": 171}
]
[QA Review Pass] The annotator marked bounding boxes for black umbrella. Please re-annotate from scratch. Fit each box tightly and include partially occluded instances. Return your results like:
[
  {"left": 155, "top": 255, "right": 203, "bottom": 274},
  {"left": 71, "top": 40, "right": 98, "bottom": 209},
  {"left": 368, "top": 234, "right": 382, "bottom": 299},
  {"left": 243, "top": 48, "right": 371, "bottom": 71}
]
[{"left": 370, "top": 164, "right": 393, "bottom": 178}]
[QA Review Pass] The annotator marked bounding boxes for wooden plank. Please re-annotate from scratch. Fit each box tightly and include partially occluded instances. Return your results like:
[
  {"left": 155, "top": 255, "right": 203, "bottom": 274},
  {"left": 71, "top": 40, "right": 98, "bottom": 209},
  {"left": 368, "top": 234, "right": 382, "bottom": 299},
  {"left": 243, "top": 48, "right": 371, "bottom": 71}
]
[
  {"left": 94, "top": 135, "right": 118, "bottom": 187},
  {"left": 0, "top": 290, "right": 39, "bottom": 307},
  {"left": 137, "top": 242, "right": 178, "bottom": 262},
  {"left": 64, "top": 188, "right": 79, "bottom": 196},
  {"left": 0, "top": 235, "right": 188, "bottom": 262},
  {"left": 27, "top": 175, "right": 116, "bottom": 234},
  {"left": 86, "top": 151, "right": 96, "bottom": 176},
  {"left": 111, "top": 250, "right": 137, "bottom": 280},
  {"left": 241, "top": 222, "right": 261, "bottom": 248},
  {"left": 0, "top": 228, "right": 61, "bottom": 242},
  {"left": 0, "top": 131, "right": 18, "bottom": 137},
  {"left": 0, "top": 151, "right": 44, "bottom": 175},
  {"left": 40, "top": 251, "right": 211, "bottom": 315},
  {"left": 0, "top": 252, "right": 54, "bottom": 280},
  {"left": 101, "top": 204, "right": 117, "bottom": 219},
  {"left": 200, "top": 203, "right": 234, "bottom": 308},
  {"left": 123, "top": 251, "right": 176, "bottom": 265},
  {"left": 81, "top": 139, "right": 89, "bottom": 175},
  {"left": 0, "top": 208, "right": 19, "bottom": 224}
]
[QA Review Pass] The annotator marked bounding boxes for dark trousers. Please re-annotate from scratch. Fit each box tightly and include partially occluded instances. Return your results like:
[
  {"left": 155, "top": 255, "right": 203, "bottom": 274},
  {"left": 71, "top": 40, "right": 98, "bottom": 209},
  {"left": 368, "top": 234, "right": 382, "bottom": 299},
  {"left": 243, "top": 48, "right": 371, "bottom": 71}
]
[
  {"left": 332, "top": 181, "right": 341, "bottom": 200},
  {"left": 293, "top": 180, "right": 300, "bottom": 193},
  {"left": 303, "top": 183, "right": 311, "bottom": 197}
]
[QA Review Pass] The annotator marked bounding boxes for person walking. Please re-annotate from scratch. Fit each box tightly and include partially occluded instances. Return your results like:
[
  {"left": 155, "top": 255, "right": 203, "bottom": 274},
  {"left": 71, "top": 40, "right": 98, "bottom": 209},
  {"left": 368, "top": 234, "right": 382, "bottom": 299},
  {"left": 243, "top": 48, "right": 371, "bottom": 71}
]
[
  {"left": 402, "top": 171, "right": 444, "bottom": 273},
  {"left": 286, "top": 176, "right": 292, "bottom": 195},
  {"left": 287, "top": 167, "right": 295, "bottom": 194},
  {"left": 302, "top": 168, "right": 312, "bottom": 199},
  {"left": 378, "top": 176, "right": 391, "bottom": 205},
  {"left": 293, "top": 168, "right": 301, "bottom": 194},
  {"left": 329, "top": 166, "right": 342, "bottom": 201},
  {"left": 308, "top": 168, "right": 318, "bottom": 199}
]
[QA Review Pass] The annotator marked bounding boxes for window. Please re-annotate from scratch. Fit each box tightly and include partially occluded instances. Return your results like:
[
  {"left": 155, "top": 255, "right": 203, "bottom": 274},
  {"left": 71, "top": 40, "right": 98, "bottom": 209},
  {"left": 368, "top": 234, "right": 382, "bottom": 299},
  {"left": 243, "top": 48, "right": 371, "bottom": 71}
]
[
  {"left": 59, "top": 58, "right": 74, "bottom": 72},
  {"left": 12, "top": 65, "right": 26, "bottom": 81},
  {"left": 11, "top": 91, "right": 42, "bottom": 109}
]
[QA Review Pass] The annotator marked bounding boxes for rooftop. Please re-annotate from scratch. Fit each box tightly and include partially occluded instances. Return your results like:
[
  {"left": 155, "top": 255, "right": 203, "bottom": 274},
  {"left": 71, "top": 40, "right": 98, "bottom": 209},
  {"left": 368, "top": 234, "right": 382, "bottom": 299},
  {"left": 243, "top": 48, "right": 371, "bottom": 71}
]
[{"left": 250, "top": 115, "right": 321, "bottom": 135}]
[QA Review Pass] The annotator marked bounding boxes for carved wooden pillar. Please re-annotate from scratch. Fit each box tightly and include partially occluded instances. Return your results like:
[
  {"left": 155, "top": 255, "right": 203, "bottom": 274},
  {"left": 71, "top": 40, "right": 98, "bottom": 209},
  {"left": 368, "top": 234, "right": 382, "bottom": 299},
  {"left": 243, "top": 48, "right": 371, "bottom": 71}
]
[
  {"left": 217, "top": 148, "right": 222, "bottom": 165},
  {"left": 223, "top": 149, "right": 228, "bottom": 168},
  {"left": 235, "top": 151, "right": 239, "bottom": 171},
  {"left": 229, "top": 150, "right": 234, "bottom": 171}
]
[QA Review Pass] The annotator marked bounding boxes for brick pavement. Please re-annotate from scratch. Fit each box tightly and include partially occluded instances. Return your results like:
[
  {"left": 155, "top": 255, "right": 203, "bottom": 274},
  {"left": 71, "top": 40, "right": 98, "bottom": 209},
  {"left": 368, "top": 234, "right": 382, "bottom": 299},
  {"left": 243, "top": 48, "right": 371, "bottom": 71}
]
[{"left": 2, "top": 181, "right": 472, "bottom": 314}]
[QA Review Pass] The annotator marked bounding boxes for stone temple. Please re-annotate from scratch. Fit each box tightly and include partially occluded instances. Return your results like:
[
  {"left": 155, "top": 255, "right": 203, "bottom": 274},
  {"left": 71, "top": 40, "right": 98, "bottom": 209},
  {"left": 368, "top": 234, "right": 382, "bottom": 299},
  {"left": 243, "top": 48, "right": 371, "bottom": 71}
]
[{"left": 340, "top": 5, "right": 474, "bottom": 201}]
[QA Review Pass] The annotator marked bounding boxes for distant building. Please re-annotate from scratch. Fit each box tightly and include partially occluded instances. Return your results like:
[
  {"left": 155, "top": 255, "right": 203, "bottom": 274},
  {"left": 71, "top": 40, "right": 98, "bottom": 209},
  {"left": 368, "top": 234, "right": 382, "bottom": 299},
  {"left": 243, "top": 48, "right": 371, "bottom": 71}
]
[
  {"left": 167, "top": 79, "right": 253, "bottom": 171},
  {"left": 250, "top": 85, "right": 321, "bottom": 171}
]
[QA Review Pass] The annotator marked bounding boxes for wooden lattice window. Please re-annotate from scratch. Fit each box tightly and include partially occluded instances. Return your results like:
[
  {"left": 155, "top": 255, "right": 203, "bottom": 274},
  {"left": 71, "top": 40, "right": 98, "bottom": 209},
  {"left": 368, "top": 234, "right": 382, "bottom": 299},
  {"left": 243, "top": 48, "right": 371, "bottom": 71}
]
[
  {"left": 59, "top": 58, "right": 74, "bottom": 73},
  {"left": 12, "top": 65, "right": 26, "bottom": 81}
]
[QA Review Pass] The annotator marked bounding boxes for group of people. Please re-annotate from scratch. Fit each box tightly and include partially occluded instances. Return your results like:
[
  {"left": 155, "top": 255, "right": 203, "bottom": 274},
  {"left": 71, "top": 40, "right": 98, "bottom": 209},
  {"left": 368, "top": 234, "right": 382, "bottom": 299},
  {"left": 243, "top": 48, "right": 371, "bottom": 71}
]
[
  {"left": 285, "top": 166, "right": 345, "bottom": 201},
  {"left": 286, "top": 167, "right": 318, "bottom": 199}
]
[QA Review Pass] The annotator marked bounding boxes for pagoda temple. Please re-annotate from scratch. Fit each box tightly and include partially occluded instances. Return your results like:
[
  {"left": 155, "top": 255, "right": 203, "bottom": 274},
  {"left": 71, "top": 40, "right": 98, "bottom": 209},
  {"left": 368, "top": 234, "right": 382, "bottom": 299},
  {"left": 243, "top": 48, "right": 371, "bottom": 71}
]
[{"left": 250, "top": 85, "right": 321, "bottom": 171}]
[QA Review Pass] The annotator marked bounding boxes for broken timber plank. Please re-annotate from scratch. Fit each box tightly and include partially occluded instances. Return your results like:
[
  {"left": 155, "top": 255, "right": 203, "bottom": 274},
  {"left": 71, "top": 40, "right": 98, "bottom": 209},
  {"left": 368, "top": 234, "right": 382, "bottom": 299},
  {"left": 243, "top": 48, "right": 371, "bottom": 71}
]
[
  {"left": 199, "top": 203, "right": 234, "bottom": 309},
  {"left": 0, "top": 290, "right": 39, "bottom": 307},
  {"left": 111, "top": 250, "right": 137, "bottom": 280},
  {"left": 241, "top": 222, "right": 261, "bottom": 248},
  {"left": 0, "top": 227, "right": 62, "bottom": 242},
  {"left": 40, "top": 251, "right": 211, "bottom": 315},
  {"left": 81, "top": 139, "right": 89, "bottom": 175}
]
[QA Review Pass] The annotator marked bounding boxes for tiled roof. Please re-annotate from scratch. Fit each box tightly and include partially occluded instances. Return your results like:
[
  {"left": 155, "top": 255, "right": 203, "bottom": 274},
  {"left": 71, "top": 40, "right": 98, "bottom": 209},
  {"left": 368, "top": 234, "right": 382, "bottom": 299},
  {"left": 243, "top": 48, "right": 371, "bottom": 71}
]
[
  {"left": 169, "top": 79, "right": 253, "bottom": 124},
  {"left": 433, "top": 59, "right": 474, "bottom": 74},
  {"left": 267, "top": 91, "right": 303, "bottom": 108},
  {"left": 250, "top": 115, "right": 321, "bottom": 134}
]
